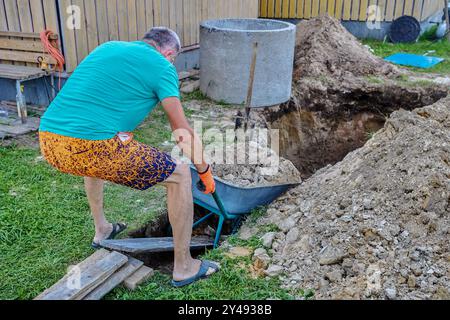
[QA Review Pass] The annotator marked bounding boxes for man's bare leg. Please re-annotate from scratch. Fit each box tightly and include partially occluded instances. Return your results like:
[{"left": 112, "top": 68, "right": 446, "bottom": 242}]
[
  {"left": 162, "top": 164, "right": 202, "bottom": 281},
  {"left": 84, "top": 177, "right": 113, "bottom": 243}
]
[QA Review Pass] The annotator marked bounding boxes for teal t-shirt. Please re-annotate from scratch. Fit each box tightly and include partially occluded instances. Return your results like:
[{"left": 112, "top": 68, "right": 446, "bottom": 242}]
[{"left": 40, "top": 41, "right": 180, "bottom": 140}]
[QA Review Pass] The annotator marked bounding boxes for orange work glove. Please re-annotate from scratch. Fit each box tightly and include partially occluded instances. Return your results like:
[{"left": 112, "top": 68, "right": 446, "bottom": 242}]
[{"left": 198, "top": 165, "right": 216, "bottom": 195}]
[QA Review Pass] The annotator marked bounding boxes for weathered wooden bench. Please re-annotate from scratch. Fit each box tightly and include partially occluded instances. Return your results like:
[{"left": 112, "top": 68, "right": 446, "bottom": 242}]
[{"left": 0, "top": 31, "right": 59, "bottom": 124}]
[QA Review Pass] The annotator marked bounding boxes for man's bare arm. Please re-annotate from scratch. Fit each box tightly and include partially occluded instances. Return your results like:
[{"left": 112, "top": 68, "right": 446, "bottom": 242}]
[{"left": 161, "top": 97, "right": 208, "bottom": 173}]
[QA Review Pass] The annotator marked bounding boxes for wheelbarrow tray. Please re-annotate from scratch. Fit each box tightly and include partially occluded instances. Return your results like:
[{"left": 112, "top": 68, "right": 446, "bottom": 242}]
[{"left": 191, "top": 167, "right": 299, "bottom": 216}]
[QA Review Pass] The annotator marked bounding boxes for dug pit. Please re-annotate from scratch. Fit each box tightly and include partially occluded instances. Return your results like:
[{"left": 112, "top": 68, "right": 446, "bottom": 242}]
[{"left": 262, "top": 80, "right": 448, "bottom": 178}]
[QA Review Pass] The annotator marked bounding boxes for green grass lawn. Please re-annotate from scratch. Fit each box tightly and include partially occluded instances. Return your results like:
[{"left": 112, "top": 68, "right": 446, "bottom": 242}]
[
  {"left": 362, "top": 38, "right": 450, "bottom": 75},
  {"left": 0, "top": 105, "right": 297, "bottom": 300}
]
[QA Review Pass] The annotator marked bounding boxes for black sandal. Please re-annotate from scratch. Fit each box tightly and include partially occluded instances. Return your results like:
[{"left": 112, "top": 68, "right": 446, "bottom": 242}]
[{"left": 91, "top": 223, "right": 128, "bottom": 250}]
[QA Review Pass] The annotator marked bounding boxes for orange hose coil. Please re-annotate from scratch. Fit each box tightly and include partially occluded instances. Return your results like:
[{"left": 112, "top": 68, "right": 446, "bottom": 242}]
[{"left": 40, "top": 30, "right": 65, "bottom": 90}]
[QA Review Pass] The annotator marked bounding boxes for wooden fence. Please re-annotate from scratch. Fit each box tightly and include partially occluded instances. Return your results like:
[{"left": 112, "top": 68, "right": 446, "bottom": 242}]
[
  {"left": 259, "top": 0, "right": 445, "bottom": 22},
  {"left": 0, "top": 0, "right": 259, "bottom": 72}
]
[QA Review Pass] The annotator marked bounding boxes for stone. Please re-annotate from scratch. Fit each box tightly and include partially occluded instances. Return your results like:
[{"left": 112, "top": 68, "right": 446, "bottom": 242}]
[
  {"left": 385, "top": 287, "right": 397, "bottom": 300},
  {"left": 319, "top": 246, "right": 347, "bottom": 265},
  {"left": 261, "top": 232, "right": 276, "bottom": 248},
  {"left": 253, "top": 248, "right": 271, "bottom": 269},
  {"left": 285, "top": 228, "right": 300, "bottom": 244},
  {"left": 265, "top": 265, "right": 284, "bottom": 277},
  {"left": 325, "top": 269, "right": 343, "bottom": 283},
  {"left": 225, "top": 247, "right": 253, "bottom": 259},
  {"left": 408, "top": 275, "right": 417, "bottom": 288},
  {"left": 180, "top": 80, "right": 200, "bottom": 94},
  {"left": 298, "top": 235, "right": 311, "bottom": 252},
  {"left": 238, "top": 225, "right": 257, "bottom": 241},
  {"left": 277, "top": 217, "right": 297, "bottom": 233}
]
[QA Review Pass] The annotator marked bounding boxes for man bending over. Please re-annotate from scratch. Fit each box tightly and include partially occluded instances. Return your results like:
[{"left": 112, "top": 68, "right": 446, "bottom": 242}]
[{"left": 39, "top": 27, "right": 219, "bottom": 287}]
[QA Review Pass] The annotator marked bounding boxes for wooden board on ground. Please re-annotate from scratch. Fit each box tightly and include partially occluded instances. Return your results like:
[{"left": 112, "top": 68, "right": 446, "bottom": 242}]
[
  {"left": 100, "top": 236, "right": 214, "bottom": 254},
  {"left": 35, "top": 249, "right": 128, "bottom": 300},
  {"left": 0, "top": 117, "right": 40, "bottom": 138},
  {"left": 83, "top": 256, "right": 144, "bottom": 300},
  {"left": 123, "top": 265, "right": 155, "bottom": 291}
]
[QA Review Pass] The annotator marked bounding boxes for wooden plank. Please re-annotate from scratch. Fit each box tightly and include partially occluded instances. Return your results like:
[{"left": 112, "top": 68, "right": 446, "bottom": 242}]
[
  {"left": 107, "top": 0, "right": 119, "bottom": 40},
  {"left": 201, "top": 0, "right": 208, "bottom": 21},
  {"left": 335, "top": 0, "right": 344, "bottom": 18},
  {"left": 195, "top": 0, "right": 201, "bottom": 43},
  {"left": 422, "top": 0, "right": 442, "bottom": 20},
  {"left": 42, "top": 0, "right": 60, "bottom": 32},
  {"left": 304, "top": 0, "right": 312, "bottom": 18},
  {"left": 420, "top": 0, "right": 431, "bottom": 20},
  {"left": 4, "top": 0, "right": 21, "bottom": 31},
  {"left": 394, "top": 0, "right": 405, "bottom": 18},
  {"left": 96, "top": 0, "right": 110, "bottom": 44},
  {"left": 84, "top": 257, "right": 144, "bottom": 300},
  {"left": 123, "top": 265, "right": 155, "bottom": 291},
  {"left": 128, "top": 0, "right": 138, "bottom": 41},
  {"left": 282, "top": 0, "right": 290, "bottom": 18},
  {"left": 84, "top": 0, "right": 100, "bottom": 51},
  {"left": 0, "top": 31, "right": 41, "bottom": 38},
  {"left": 100, "top": 237, "right": 215, "bottom": 254},
  {"left": 0, "top": 64, "right": 46, "bottom": 80},
  {"left": 367, "top": 0, "right": 379, "bottom": 21},
  {"left": 72, "top": 0, "right": 89, "bottom": 63},
  {"left": 178, "top": 0, "right": 186, "bottom": 46},
  {"left": 328, "top": 0, "right": 336, "bottom": 16},
  {"left": 320, "top": 0, "right": 328, "bottom": 15},
  {"left": 342, "top": 0, "right": 352, "bottom": 19},
  {"left": 0, "top": 1, "right": 8, "bottom": 31},
  {"left": 35, "top": 250, "right": 128, "bottom": 301},
  {"left": 182, "top": 0, "right": 189, "bottom": 46},
  {"left": 58, "top": 0, "right": 78, "bottom": 72},
  {"left": 289, "top": 0, "right": 297, "bottom": 17},
  {"left": 136, "top": 0, "right": 146, "bottom": 38},
  {"left": 117, "top": 0, "right": 129, "bottom": 41},
  {"left": 266, "top": 0, "right": 274, "bottom": 17},
  {"left": 404, "top": 0, "right": 414, "bottom": 16},
  {"left": 0, "top": 39, "right": 44, "bottom": 52},
  {"left": 385, "top": 0, "right": 395, "bottom": 21},
  {"left": 358, "top": 0, "right": 368, "bottom": 20},
  {"left": 153, "top": 0, "right": 161, "bottom": 26},
  {"left": 0, "top": 49, "right": 57, "bottom": 64},
  {"left": 260, "top": 0, "right": 268, "bottom": 17},
  {"left": 311, "top": 0, "right": 320, "bottom": 17},
  {"left": 377, "top": 0, "right": 387, "bottom": 21},
  {"left": 217, "top": 0, "right": 223, "bottom": 19},
  {"left": 168, "top": 0, "right": 177, "bottom": 33},
  {"left": 29, "top": 0, "right": 46, "bottom": 33},
  {"left": 296, "top": 0, "right": 304, "bottom": 18},
  {"left": 351, "top": 0, "right": 360, "bottom": 20},
  {"left": 161, "top": 0, "right": 170, "bottom": 28},
  {"left": 190, "top": 0, "right": 196, "bottom": 44},
  {"left": 274, "top": 0, "right": 282, "bottom": 17},
  {"left": 145, "top": 0, "right": 154, "bottom": 31}
]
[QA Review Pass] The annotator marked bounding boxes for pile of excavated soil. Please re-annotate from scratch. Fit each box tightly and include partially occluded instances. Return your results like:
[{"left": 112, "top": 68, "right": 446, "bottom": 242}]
[
  {"left": 212, "top": 141, "right": 302, "bottom": 187},
  {"left": 246, "top": 97, "right": 450, "bottom": 300},
  {"left": 294, "top": 15, "right": 398, "bottom": 80}
]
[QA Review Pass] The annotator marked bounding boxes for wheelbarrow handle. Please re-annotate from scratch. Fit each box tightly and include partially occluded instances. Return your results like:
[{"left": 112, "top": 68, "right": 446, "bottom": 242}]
[{"left": 196, "top": 180, "right": 228, "bottom": 217}]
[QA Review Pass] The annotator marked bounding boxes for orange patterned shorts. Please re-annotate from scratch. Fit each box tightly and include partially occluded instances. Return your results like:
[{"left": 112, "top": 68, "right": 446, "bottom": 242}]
[{"left": 39, "top": 131, "right": 177, "bottom": 190}]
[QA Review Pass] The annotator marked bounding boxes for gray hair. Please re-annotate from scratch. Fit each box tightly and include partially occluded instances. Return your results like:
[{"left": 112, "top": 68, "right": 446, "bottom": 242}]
[{"left": 143, "top": 27, "right": 181, "bottom": 53}]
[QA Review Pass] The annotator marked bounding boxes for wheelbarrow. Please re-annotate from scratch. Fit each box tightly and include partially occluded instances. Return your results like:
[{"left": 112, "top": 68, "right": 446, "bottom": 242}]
[
  {"left": 100, "top": 167, "right": 300, "bottom": 254},
  {"left": 190, "top": 167, "right": 300, "bottom": 248}
]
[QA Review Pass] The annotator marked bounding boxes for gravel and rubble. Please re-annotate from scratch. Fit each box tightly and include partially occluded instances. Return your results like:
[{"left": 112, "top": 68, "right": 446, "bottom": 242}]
[{"left": 241, "top": 97, "right": 450, "bottom": 300}]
